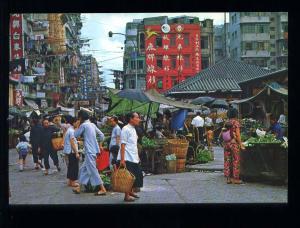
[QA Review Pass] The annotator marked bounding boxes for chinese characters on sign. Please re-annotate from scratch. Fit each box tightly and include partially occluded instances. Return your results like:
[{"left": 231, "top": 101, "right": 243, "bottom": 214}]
[
  {"left": 14, "top": 89, "right": 23, "bottom": 107},
  {"left": 194, "top": 33, "right": 200, "bottom": 73},
  {"left": 10, "top": 14, "right": 24, "bottom": 61}
]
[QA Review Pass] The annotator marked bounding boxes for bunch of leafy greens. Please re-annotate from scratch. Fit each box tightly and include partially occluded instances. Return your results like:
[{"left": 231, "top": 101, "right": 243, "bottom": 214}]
[
  {"left": 196, "top": 148, "right": 213, "bottom": 163},
  {"left": 141, "top": 136, "right": 157, "bottom": 149}
]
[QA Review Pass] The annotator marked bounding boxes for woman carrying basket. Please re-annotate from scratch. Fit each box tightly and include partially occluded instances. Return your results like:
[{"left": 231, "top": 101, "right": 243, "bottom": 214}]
[{"left": 117, "top": 112, "right": 143, "bottom": 202}]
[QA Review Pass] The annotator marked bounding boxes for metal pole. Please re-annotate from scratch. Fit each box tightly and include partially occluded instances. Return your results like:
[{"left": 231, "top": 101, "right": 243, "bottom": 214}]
[{"left": 135, "top": 46, "right": 138, "bottom": 89}]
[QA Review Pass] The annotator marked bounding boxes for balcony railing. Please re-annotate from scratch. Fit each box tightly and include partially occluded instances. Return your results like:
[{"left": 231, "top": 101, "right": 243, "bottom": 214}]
[
  {"left": 240, "top": 16, "right": 270, "bottom": 23},
  {"left": 241, "top": 50, "right": 270, "bottom": 58},
  {"left": 242, "top": 33, "right": 270, "bottom": 41}
]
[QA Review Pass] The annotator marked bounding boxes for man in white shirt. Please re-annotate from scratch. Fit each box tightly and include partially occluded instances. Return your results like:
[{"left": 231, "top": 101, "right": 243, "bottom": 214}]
[
  {"left": 191, "top": 112, "right": 204, "bottom": 144},
  {"left": 117, "top": 112, "right": 143, "bottom": 202}
]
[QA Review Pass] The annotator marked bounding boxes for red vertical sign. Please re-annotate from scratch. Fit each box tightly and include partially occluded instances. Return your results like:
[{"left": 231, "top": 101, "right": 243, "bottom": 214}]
[
  {"left": 10, "top": 14, "right": 24, "bottom": 60},
  {"left": 14, "top": 89, "right": 23, "bottom": 107}
]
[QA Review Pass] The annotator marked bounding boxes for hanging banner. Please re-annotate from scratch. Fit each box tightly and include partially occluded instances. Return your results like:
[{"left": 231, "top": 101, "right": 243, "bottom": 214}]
[
  {"left": 14, "top": 89, "right": 23, "bottom": 107},
  {"left": 10, "top": 14, "right": 24, "bottom": 60}
]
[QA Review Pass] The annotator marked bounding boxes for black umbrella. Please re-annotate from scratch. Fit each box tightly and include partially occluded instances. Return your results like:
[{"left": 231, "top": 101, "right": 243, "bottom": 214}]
[
  {"left": 210, "top": 99, "right": 229, "bottom": 109},
  {"left": 117, "top": 89, "right": 150, "bottom": 103},
  {"left": 191, "top": 96, "right": 215, "bottom": 105}
]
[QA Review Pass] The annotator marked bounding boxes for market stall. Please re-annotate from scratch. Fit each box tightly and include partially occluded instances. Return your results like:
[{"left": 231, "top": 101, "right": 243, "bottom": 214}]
[
  {"left": 241, "top": 131, "right": 288, "bottom": 184},
  {"left": 106, "top": 88, "right": 209, "bottom": 174}
]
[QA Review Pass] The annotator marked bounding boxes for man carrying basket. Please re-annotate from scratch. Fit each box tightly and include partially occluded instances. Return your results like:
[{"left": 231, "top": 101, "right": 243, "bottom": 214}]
[{"left": 116, "top": 112, "right": 143, "bottom": 202}]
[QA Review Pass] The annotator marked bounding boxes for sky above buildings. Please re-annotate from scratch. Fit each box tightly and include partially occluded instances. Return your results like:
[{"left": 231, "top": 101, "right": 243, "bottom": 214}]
[{"left": 80, "top": 13, "right": 229, "bottom": 88}]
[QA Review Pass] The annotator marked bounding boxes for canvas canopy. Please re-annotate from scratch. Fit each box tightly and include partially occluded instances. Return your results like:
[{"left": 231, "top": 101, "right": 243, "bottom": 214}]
[
  {"left": 107, "top": 89, "right": 204, "bottom": 116},
  {"left": 230, "top": 82, "right": 288, "bottom": 104}
]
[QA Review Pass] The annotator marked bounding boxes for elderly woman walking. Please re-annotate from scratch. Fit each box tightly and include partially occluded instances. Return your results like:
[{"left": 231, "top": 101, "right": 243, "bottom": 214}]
[
  {"left": 72, "top": 110, "right": 107, "bottom": 195},
  {"left": 223, "top": 108, "right": 245, "bottom": 184}
]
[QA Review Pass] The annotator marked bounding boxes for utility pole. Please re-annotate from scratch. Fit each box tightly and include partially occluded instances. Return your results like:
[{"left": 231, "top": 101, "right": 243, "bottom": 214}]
[{"left": 224, "top": 12, "right": 227, "bottom": 58}]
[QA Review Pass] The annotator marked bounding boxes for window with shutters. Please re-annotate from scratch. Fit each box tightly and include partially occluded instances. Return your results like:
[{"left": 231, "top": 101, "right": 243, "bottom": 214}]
[
  {"left": 170, "top": 34, "right": 176, "bottom": 47},
  {"left": 156, "top": 36, "right": 162, "bottom": 48},
  {"left": 156, "top": 55, "right": 163, "bottom": 69},
  {"left": 170, "top": 55, "right": 176, "bottom": 69},
  {"left": 184, "top": 33, "right": 189, "bottom": 46},
  {"left": 183, "top": 55, "right": 190, "bottom": 68}
]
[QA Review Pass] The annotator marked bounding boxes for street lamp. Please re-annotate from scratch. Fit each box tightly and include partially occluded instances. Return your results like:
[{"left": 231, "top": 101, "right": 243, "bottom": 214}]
[{"left": 108, "top": 31, "right": 138, "bottom": 89}]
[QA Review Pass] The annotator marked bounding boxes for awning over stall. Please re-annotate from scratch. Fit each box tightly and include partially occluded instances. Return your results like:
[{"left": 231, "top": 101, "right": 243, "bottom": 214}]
[
  {"left": 24, "top": 99, "right": 39, "bottom": 110},
  {"left": 230, "top": 82, "right": 288, "bottom": 104}
]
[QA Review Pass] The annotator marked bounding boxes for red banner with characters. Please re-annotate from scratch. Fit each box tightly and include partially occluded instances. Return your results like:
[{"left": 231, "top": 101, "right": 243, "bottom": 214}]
[
  {"left": 10, "top": 14, "right": 24, "bottom": 60},
  {"left": 14, "top": 89, "right": 23, "bottom": 107}
]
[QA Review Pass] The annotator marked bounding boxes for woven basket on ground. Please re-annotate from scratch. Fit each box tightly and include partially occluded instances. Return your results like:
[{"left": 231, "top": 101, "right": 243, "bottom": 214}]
[
  {"left": 111, "top": 167, "right": 136, "bottom": 193},
  {"left": 52, "top": 137, "right": 64, "bottom": 151},
  {"left": 167, "top": 139, "right": 189, "bottom": 159},
  {"left": 176, "top": 158, "right": 186, "bottom": 172}
]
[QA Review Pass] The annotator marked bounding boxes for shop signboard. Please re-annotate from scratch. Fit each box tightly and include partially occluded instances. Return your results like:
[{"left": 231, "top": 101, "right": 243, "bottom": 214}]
[
  {"left": 14, "top": 89, "right": 23, "bottom": 107},
  {"left": 41, "top": 99, "right": 48, "bottom": 108},
  {"left": 10, "top": 14, "right": 24, "bottom": 60},
  {"left": 36, "top": 92, "right": 46, "bottom": 98},
  {"left": 78, "top": 100, "right": 89, "bottom": 106}
]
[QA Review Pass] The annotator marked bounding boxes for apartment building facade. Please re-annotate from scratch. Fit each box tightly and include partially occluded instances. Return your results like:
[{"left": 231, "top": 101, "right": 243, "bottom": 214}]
[{"left": 229, "top": 12, "right": 288, "bottom": 70}]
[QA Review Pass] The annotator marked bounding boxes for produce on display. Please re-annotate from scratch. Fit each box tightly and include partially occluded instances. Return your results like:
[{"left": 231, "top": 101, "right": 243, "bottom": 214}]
[
  {"left": 165, "top": 153, "right": 176, "bottom": 161},
  {"left": 281, "top": 137, "right": 288, "bottom": 149},
  {"left": 196, "top": 148, "right": 213, "bottom": 163},
  {"left": 141, "top": 136, "right": 157, "bottom": 149},
  {"left": 243, "top": 134, "right": 282, "bottom": 147}
]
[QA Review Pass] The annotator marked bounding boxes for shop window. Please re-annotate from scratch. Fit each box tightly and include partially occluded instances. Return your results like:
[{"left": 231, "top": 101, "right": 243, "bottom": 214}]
[
  {"left": 157, "top": 77, "right": 163, "bottom": 89},
  {"left": 170, "top": 34, "right": 176, "bottom": 47},
  {"left": 138, "top": 60, "right": 144, "bottom": 69},
  {"left": 156, "top": 36, "right": 163, "bottom": 48},
  {"left": 245, "top": 42, "right": 253, "bottom": 50},
  {"left": 130, "top": 60, "right": 136, "bottom": 69},
  {"left": 170, "top": 55, "right": 176, "bottom": 69},
  {"left": 201, "top": 36, "right": 208, "bottom": 49},
  {"left": 156, "top": 55, "right": 163, "bottom": 69},
  {"left": 202, "top": 57, "right": 209, "bottom": 69},
  {"left": 129, "top": 79, "right": 135, "bottom": 89},
  {"left": 184, "top": 55, "right": 190, "bottom": 68},
  {"left": 139, "top": 33, "right": 145, "bottom": 50},
  {"left": 184, "top": 33, "right": 189, "bottom": 46}
]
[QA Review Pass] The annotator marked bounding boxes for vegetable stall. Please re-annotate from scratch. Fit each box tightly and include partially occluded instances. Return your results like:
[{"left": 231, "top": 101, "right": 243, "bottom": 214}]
[{"left": 241, "top": 134, "right": 288, "bottom": 183}]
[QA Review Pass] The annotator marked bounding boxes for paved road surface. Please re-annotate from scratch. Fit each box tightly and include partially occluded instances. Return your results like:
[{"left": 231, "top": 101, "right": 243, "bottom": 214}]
[{"left": 9, "top": 149, "right": 287, "bottom": 204}]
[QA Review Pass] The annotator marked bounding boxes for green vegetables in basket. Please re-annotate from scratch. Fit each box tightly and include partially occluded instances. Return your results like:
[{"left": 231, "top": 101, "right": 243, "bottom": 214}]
[
  {"left": 141, "top": 136, "right": 157, "bottom": 148},
  {"left": 165, "top": 153, "right": 176, "bottom": 161},
  {"left": 196, "top": 148, "right": 213, "bottom": 163}
]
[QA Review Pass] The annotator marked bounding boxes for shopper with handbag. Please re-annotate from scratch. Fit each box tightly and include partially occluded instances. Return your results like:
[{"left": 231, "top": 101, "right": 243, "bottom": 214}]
[
  {"left": 117, "top": 112, "right": 143, "bottom": 202},
  {"left": 40, "top": 117, "right": 61, "bottom": 175}
]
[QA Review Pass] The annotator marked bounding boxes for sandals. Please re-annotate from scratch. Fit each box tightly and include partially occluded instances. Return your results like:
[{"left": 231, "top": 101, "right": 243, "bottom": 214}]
[
  {"left": 94, "top": 191, "right": 107, "bottom": 196},
  {"left": 124, "top": 197, "right": 135, "bottom": 202},
  {"left": 129, "top": 193, "right": 140, "bottom": 199},
  {"left": 72, "top": 189, "right": 81, "bottom": 194}
]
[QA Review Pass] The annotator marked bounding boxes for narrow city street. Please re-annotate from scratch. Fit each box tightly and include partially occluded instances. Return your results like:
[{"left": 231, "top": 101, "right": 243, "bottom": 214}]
[{"left": 9, "top": 147, "right": 287, "bottom": 204}]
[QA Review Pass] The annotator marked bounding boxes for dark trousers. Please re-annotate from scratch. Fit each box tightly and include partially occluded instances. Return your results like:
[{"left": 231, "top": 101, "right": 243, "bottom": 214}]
[
  {"left": 43, "top": 148, "right": 59, "bottom": 170},
  {"left": 117, "top": 161, "right": 143, "bottom": 188},
  {"left": 32, "top": 144, "right": 42, "bottom": 163},
  {"left": 194, "top": 127, "right": 204, "bottom": 144},
  {"left": 67, "top": 153, "right": 79, "bottom": 181}
]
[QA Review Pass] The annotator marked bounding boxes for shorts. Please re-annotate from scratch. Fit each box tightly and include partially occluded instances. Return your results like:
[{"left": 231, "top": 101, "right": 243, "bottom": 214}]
[{"left": 19, "top": 153, "right": 27, "bottom": 160}]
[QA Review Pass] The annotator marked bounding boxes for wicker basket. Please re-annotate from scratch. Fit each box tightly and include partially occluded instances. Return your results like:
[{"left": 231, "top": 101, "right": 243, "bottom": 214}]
[
  {"left": 166, "top": 160, "right": 177, "bottom": 173},
  {"left": 176, "top": 158, "right": 186, "bottom": 172},
  {"left": 111, "top": 167, "right": 136, "bottom": 193},
  {"left": 167, "top": 139, "right": 189, "bottom": 159},
  {"left": 52, "top": 137, "right": 64, "bottom": 151}
]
